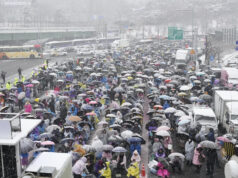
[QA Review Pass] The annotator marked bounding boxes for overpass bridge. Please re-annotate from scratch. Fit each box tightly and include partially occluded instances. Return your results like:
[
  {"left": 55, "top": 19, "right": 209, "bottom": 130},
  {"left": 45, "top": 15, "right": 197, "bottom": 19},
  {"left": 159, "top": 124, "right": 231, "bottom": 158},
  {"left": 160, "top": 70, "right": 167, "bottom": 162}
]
[{"left": 0, "top": 27, "right": 119, "bottom": 45}]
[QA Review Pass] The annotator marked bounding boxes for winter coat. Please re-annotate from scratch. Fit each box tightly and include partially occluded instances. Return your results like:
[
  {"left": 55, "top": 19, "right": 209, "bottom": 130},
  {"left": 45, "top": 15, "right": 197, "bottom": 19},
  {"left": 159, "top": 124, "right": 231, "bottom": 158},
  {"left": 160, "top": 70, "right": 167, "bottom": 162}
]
[
  {"left": 131, "top": 150, "right": 141, "bottom": 164},
  {"left": 185, "top": 140, "right": 195, "bottom": 161},
  {"left": 99, "top": 161, "right": 111, "bottom": 178},
  {"left": 127, "top": 162, "right": 139, "bottom": 178},
  {"left": 157, "top": 162, "right": 170, "bottom": 178},
  {"left": 24, "top": 103, "right": 32, "bottom": 113},
  {"left": 205, "top": 149, "right": 217, "bottom": 164},
  {"left": 192, "top": 144, "right": 205, "bottom": 165},
  {"left": 72, "top": 157, "right": 88, "bottom": 175}
]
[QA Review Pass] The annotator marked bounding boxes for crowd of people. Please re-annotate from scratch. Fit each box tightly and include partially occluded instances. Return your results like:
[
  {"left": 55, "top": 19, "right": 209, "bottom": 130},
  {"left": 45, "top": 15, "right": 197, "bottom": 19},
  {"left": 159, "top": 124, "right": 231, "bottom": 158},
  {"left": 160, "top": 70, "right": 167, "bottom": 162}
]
[{"left": 0, "top": 40, "right": 238, "bottom": 178}]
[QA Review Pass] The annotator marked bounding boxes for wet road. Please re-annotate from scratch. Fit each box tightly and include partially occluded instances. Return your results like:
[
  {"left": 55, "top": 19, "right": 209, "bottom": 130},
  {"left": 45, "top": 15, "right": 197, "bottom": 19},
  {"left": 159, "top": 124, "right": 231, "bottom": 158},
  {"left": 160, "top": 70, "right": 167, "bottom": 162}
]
[{"left": 0, "top": 54, "right": 75, "bottom": 82}]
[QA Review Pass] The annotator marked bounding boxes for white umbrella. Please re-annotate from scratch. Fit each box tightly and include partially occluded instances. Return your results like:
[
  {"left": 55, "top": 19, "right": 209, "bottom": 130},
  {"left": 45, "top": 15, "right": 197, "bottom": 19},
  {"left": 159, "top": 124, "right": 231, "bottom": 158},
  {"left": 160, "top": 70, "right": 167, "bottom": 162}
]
[
  {"left": 156, "top": 130, "right": 170, "bottom": 137},
  {"left": 106, "top": 114, "right": 116, "bottom": 118},
  {"left": 180, "top": 85, "right": 191, "bottom": 91},
  {"left": 31, "top": 80, "right": 40, "bottom": 84},
  {"left": 121, "top": 130, "right": 133, "bottom": 139},
  {"left": 164, "top": 107, "right": 176, "bottom": 114},
  {"left": 174, "top": 110, "right": 186, "bottom": 117},
  {"left": 92, "top": 137, "right": 103, "bottom": 151},
  {"left": 121, "top": 102, "right": 132, "bottom": 107},
  {"left": 98, "top": 121, "right": 108, "bottom": 126},
  {"left": 18, "top": 92, "right": 26, "bottom": 100},
  {"left": 112, "top": 146, "right": 127, "bottom": 153},
  {"left": 46, "top": 125, "right": 61, "bottom": 133},
  {"left": 178, "top": 119, "right": 190, "bottom": 126},
  {"left": 168, "top": 152, "right": 185, "bottom": 160}
]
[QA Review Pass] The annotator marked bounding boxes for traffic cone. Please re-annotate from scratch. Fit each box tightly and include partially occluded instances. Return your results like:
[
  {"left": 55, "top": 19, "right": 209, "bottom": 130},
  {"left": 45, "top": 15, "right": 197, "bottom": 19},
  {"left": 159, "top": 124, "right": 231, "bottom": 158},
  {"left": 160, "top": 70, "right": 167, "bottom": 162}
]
[{"left": 141, "top": 164, "right": 146, "bottom": 177}]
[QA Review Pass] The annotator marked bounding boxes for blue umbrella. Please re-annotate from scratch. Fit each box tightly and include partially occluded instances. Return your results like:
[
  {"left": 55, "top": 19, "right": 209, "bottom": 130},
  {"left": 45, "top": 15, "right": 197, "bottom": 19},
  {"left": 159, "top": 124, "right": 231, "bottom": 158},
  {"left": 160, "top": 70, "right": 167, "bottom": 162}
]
[
  {"left": 159, "top": 95, "right": 170, "bottom": 100},
  {"left": 128, "top": 137, "right": 142, "bottom": 143}
]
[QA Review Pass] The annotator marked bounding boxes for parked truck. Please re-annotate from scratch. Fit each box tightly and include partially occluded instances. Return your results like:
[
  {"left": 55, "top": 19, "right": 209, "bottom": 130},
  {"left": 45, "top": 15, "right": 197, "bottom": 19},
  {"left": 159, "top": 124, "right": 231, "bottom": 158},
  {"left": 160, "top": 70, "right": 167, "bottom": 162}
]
[{"left": 214, "top": 90, "right": 238, "bottom": 136}]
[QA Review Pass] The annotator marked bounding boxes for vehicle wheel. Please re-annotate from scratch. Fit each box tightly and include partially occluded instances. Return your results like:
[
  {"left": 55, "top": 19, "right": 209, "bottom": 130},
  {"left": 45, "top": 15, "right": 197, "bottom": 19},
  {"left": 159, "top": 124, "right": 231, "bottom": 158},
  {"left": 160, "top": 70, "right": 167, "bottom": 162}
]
[
  {"left": 30, "top": 54, "right": 35, "bottom": 59},
  {"left": 2, "top": 55, "right": 7, "bottom": 60}
]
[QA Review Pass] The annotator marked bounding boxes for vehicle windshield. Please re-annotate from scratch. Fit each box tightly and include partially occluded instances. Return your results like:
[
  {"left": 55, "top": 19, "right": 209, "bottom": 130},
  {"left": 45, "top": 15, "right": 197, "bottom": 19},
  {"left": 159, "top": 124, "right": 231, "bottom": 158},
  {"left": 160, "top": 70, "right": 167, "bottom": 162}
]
[
  {"left": 195, "top": 115, "right": 216, "bottom": 123},
  {"left": 231, "top": 115, "right": 238, "bottom": 120}
]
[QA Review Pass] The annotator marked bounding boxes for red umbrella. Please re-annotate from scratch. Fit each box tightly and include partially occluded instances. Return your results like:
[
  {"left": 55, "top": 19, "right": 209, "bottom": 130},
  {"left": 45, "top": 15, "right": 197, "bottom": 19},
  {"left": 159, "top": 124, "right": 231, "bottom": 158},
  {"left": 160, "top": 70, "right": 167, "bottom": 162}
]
[
  {"left": 89, "top": 101, "right": 97, "bottom": 105},
  {"left": 34, "top": 44, "right": 41, "bottom": 48},
  {"left": 26, "top": 84, "right": 34, "bottom": 88},
  {"left": 86, "top": 112, "right": 96, "bottom": 116},
  {"left": 165, "top": 79, "right": 171, "bottom": 84}
]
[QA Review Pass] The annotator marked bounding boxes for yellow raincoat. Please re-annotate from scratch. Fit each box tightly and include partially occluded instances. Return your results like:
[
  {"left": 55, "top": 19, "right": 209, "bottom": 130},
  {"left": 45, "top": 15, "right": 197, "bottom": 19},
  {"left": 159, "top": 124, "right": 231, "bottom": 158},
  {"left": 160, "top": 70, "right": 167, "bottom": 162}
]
[
  {"left": 6, "top": 82, "right": 11, "bottom": 90},
  {"left": 127, "top": 162, "right": 139, "bottom": 178},
  {"left": 99, "top": 161, "right": 111, "bottom": 178}
]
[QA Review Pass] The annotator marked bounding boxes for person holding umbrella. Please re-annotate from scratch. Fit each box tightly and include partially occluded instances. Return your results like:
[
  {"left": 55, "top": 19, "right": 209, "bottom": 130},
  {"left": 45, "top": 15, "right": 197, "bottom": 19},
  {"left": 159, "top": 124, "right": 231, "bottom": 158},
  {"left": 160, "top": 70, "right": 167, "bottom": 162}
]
[
  {"left": 193, "top": 144, "right": 205, "bottom": 173},
  {"left": 72, "top": 157, "right": 88, "bottom": 178},
  {"left": 205, "top": 148, "right": 217, "bottom": 177}
]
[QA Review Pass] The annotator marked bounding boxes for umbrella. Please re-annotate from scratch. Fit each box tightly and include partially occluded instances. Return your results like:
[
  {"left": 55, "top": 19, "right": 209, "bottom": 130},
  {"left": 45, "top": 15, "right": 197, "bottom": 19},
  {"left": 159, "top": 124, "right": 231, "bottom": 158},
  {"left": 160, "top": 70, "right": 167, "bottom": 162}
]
[
  {"left": 121, "top": 102, "right": 132, "bottom": 107},
  {"left": 18, "top": 92, "right": 25, "bottom": 100},
  {"left": 200, "top": 140, "right": 217, "bottom": 149},
  {"left": 32, "top": 80, "right": 40, "bottom": 84},
  {"left": 89, "top": 101, "right": 97, "bottom": 105},
  {"left": 178, "top": 119, "right": 190, "bottom": 126},
  {"left": 112, "top": 146, "right": 127, "bottom": 153},
  {"left": 39, "top": 133, "right": 53, "bottom": 139},
  {"left": 121, "top": 130, "right": 133, "bottom": 139},
  {"left": 0, "top": 106, "right": 9, "bottom": 112},
  {"left": 26, "top": 84, "right": 33, "bottom": 88},
  {"left": 153, "top": 105, "right": 163, "bottom": 110},
  {"left": 102, "top": 144, "right": 114, "bottom": 151},
  {"left": 180, "top": 85, "right": 191, "bottom": 91},
  {"left": 33, "top": 147, "right": 50, "bottom": 152},
  {"left": 41, "top": 140, "right": 55, "bottom": 146},
  {"left": 46, "top": 125, "right": 61, "bottom": 133},
  {"left": 164, "top": 107, "right": 176, "bottom": 114},
  {"left": 59, "top": 96, "right": 69, "bottom": 100},
  {"left": 109, "top": 124, "right": 121, "bottom": 128},
  {"left": 98, "top": 121, "right": 108, "bottom": 126},
  {"left": 106, "top": 114, "right": 116, "bottom": 118},
  {"left": 108, "top": 135, "right": 123, "bottom": 142},
  {"left": 159, "top": 95, "right": 170, "bottom": 100},
  {"left": 217, "top": 136, "right": 231, "bottom": 143},
  {"left": 194, "top": 80, "right": 201, "bottom": 84},
  {"left": 128, "top": 137, "right": 142, "bottom": 143},
  {"left": 114, "top": 86, "right": 124, "bottom": 93},
  {"left": 156, "top": 130, "right": 170, "bottom": 137},
  {"left": 86, "top": 112, "right": 97, "bottom": 116},
  {"left": 190, "top": 97, "right": 200, "bottom": 102},
  {"left": 68, "top": 116, "right": 82, "bottom": 122},
  {"left": 168, "top": 152, "right": 185, "bottom": 160},
  {"left": 174, "top": 110, "right": 186, "bottom": 117},
  {"left": 199, "top": 94, "right": 212, "bottom": 102},
  {"left": 178, "top": 92, "right": 187, "bottom": 97},
  {"left": 0, "top": 92, "right": 5, "bottom": 97},
  {"left": 60, "top": 138, "right": 75, "bottom": 144},
  {"left": 49, "top": 73, "right": 57, "bottom": 77},
  {"left": 20, "top": 138, "right": 34, "bottom": 154},
  {"left": 92, "top": 137, "right": 103, "bottom": 151},
  {"left": 156, "top": 126, "right": 170, "bottom": 132},
  {"left": 82, "top": 145, "right": 96, "bottom": 152}
]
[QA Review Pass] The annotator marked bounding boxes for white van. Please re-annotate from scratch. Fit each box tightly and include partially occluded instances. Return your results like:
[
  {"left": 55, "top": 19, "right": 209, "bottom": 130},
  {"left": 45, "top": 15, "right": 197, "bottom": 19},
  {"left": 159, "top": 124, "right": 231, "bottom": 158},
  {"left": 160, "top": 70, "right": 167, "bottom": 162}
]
[{"left": 191, "top": 107, "right": 218, "bottom": 134}]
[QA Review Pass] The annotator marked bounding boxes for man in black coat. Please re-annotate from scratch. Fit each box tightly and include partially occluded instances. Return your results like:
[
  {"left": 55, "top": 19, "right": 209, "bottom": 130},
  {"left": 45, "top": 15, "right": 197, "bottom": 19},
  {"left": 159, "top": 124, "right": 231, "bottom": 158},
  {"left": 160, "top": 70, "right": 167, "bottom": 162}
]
[{"left": 205, "top": 148, "right": 217, "bottom": 177}]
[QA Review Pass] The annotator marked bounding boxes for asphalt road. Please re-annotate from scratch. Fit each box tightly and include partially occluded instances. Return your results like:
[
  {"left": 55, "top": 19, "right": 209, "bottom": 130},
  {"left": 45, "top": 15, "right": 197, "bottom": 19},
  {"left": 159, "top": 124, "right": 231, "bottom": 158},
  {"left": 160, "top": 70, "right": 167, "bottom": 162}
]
[{"left": 0, "top": 54, "right": 76, "bottom": 83}]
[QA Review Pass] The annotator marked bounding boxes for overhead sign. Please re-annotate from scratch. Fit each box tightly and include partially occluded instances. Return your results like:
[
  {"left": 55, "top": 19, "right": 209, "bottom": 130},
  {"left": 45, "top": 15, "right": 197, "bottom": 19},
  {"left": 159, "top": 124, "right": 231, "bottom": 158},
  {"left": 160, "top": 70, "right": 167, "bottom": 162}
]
[{"left": 168, "top": 27, "right": 183, "bottom": 40}]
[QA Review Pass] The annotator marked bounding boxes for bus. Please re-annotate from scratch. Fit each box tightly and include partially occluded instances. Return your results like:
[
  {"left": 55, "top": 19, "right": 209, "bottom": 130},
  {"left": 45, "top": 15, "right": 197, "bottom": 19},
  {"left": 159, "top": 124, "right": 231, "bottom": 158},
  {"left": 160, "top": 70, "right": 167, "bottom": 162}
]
[{"left": 0, "top": 45, "right": 43, "bottom": 60}]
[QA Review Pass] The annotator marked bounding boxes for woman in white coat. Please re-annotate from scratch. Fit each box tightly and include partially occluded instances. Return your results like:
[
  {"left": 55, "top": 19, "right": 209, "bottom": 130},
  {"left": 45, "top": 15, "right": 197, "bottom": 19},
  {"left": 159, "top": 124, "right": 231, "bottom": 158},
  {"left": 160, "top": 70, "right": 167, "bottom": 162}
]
[{"left": 185, "top": 138, "right": 195, "bottom": 165}]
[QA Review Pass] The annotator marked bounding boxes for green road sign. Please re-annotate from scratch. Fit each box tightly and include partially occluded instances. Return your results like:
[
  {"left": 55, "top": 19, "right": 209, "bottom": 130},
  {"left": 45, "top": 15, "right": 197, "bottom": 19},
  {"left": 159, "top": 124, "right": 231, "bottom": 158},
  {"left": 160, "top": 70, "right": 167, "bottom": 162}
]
[{"left": 168, "top": 27, "right": 183, "bottom": 40}]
